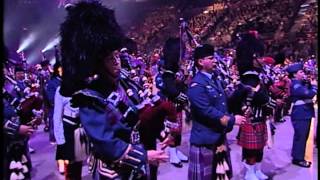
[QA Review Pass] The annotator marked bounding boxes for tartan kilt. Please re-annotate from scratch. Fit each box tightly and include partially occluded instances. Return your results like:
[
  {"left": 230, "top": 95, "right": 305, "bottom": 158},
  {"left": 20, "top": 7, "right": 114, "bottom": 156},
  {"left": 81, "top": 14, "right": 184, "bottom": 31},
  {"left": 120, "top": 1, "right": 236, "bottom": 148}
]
[
  {"left": 188, "top": 144, "right": 232, "bottom": 180},
  {"left": 238, "top": 122, "right": 267, "bottom": 149}
]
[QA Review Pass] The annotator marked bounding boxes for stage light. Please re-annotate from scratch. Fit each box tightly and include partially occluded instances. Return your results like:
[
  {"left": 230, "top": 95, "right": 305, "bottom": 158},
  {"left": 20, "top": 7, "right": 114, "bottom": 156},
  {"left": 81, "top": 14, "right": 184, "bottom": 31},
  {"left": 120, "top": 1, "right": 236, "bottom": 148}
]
[
  {"left": 48, "top": 57, "right": 56, "bottom": 65},
  {"left": 301, "top": 3, "right": 310, "bottom": 8},
  {"left": 17, "top": 32, "right": 37, "bottom": 53},
  {"left": 42, "top": 36, "right": 61, "bottom": 52}
]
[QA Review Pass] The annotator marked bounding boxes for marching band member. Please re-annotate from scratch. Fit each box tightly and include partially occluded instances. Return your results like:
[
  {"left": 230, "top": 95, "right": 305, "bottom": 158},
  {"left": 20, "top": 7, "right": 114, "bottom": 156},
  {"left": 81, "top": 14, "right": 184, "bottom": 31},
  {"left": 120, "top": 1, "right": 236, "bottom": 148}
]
[
  {"left": 287, "top": 63, "right": 317, "bottom": 168},
  {"left": 229, "top": 71, "right": 276, "bottom": 180},
  {"left": 187, "top": 44, "right": 246, "bottom": 180},
  {"left": 156, "top": 37, "right": 189, "bottom": 168},
  {"left": 44, "top": 62, "right": 62, "bottom": 144},
  {"left": 3, "top": 66, "right": 34, "bottom": 180},
  {"left": 230, "top": 31, "right": 277, "bottom": 180},
  {"left": 59, "top": 2, "right": 167, "bottom": 179},
  {"left": 53, "top": 86, "right": 88, "bottom": 179}
]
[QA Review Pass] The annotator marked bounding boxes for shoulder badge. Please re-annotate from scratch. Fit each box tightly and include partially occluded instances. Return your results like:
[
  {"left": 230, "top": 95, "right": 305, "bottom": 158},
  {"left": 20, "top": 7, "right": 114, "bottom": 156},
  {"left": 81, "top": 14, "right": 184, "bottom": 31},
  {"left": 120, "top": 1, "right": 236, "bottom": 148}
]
[
  {"left": 190, "top": 83, "right": 198, "bottom": 87},
  {"left": 293, "top": 84, "right": 301, "bottom": 89}
]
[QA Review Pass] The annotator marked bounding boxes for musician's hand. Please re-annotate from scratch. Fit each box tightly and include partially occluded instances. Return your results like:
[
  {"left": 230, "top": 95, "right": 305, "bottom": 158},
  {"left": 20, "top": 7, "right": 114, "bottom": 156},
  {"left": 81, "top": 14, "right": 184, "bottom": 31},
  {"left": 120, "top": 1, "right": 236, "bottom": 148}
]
[
  {"left": 19, "top": 125, "right": 35, "bottom": 136},
  {"left": 147, "top": 150, "right": 169, "bottom": 165},
  {"left": 311, "top": 79, "right": 317, "bottom": 86},
  {"left": 27, "top": 117, "right": 42, "bottom": 127},
  {"left": 159, "top": 134, "right": 175, "bottom": 150},
  {"left": 235, "top": 115, "right": 246, "bottom": 125},
  {"left": 252, "top": 84, "right": 260, "bottom": 92},
  {"left": 243, "top": 108, "right": 253, "bottom": 118}
]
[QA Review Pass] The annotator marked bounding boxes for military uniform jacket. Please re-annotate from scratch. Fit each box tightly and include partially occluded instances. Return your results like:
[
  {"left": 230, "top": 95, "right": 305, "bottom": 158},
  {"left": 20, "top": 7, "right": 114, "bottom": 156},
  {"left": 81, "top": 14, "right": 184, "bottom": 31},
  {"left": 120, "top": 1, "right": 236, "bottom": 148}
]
[
  {"left": 3, "top": 98, "right": 31, "bottom": 180},
  {"left": 290, "top": 79, "right": 317, "bottom": 120},
  {"left": 3, "top": 99, "right": 22, "bottom": 140},
  {"left": 187, "top": 72, "right": 235, "bottom": 146},
  {"left": 45, "top": 76, "right": 61, "bottom": 107},
  {"left": 72, "top": 89, "right": 132, "bottom": 163}
]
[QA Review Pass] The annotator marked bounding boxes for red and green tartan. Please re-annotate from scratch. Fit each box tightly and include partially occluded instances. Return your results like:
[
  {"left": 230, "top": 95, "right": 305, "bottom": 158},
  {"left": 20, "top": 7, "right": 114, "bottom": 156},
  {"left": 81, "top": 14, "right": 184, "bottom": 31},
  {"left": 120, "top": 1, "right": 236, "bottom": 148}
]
[{"left": 238, "top": 122, "right": 267, "bottom": 149}]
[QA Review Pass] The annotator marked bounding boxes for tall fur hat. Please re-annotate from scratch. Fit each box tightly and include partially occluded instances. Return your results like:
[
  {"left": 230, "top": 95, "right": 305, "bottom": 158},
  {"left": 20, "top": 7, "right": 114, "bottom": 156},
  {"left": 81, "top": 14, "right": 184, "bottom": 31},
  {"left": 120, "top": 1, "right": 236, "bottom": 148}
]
[
  {"left": 59, "top": 1, "right": 125, "bottom": 96},
  {"left": 162, "top": 37, "right": 181, "bottom": 73},
  {"left": 193, "top": 44, "right": 214, "bottom": 60},
  {"left": 236, "top": 31, "right": 265, "bottom": 76},
  {"left": 14, "top": 66, "right": 24, "bottom": 73}
]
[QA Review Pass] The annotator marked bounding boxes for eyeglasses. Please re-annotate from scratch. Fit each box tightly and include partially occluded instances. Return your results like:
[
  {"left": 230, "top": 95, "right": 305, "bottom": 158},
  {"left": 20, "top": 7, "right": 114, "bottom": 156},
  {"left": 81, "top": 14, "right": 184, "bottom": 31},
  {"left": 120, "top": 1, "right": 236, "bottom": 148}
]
[{"left": 105, "top": 51, "right": 121, "bottom": 65}]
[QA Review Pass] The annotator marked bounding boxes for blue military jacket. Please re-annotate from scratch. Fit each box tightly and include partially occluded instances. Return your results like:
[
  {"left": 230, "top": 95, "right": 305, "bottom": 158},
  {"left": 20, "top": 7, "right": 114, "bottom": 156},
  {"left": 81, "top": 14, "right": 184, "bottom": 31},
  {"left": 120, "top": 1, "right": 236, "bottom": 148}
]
[
  {"left": 15, "top": 80, "right": 27, "bottom": 100},
  {"left": 45, "top": 76, "right": 61, "bottom": 107},
  {"left": 187, "top": 72, "right": 235, "bottom": 146},
  {"left": 3, "top": 99, "right": 20, "bottom": 138},
  {"left": 290, "top": 79, "right": 317, "bottom": 120},
  {"left": 72, "top": 89, "right": 132, "bottom": 163}
]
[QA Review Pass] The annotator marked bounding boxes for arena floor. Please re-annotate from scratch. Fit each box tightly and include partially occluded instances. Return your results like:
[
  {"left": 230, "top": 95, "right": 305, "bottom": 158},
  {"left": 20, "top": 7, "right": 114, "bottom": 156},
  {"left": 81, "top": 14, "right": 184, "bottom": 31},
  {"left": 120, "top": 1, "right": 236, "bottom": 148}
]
[{"left": 30, "top": 116, "right": 318, "bottom": 180}]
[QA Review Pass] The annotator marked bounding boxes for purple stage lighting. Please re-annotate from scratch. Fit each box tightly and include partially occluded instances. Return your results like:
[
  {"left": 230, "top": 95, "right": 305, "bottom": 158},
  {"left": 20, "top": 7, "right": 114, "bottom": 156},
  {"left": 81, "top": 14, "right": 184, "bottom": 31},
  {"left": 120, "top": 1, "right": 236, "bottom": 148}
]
[
  {"left": 41, "top": 36, "right": 61, "bottom": 53},
  {"left": 17, "top": 32, "right": 37, "bottom": 53}
]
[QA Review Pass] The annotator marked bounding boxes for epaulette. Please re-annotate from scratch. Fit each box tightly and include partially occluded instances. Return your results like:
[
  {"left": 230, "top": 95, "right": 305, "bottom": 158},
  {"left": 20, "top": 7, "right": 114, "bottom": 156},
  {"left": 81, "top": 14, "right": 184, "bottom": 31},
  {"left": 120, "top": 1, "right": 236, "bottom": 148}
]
[
  {"left": 163, "top": 70, "right": 175, "bottom": 75},
  {"left": 72, "top": 89, "right": 122, "bottom": 112},
  {"left": 293, "top": 83, "right": 302, "bottom": 89},
  {"left": 72, "top": 89, "right": 108, "bottom": 110},
  {"left": 190, "top": 82, "right": 198, "bottom": 87}
]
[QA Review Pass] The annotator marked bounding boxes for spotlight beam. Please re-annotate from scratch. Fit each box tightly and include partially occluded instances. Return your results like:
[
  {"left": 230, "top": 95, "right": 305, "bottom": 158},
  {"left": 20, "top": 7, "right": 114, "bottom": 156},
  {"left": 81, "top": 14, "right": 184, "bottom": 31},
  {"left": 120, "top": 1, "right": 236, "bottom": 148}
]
[
  {"left": 42, "top": 36, "right": 61, "bottom": 52},
  {"left": 17, "top": 33, "right": 37, "bottom": 53}
]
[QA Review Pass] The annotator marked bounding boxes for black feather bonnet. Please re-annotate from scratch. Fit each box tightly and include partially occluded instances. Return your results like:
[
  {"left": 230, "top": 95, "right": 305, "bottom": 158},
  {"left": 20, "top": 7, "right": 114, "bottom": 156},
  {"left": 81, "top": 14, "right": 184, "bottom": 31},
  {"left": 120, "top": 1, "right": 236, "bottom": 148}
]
[
  {"left": 162, "top": 37, "right": 181, "bottom": 73},
  {"left": 235, "top": 31, "right": 265, "bottom": 76},
  {"left": 59, "top": 1, "right": 125, "bottom": 96}
]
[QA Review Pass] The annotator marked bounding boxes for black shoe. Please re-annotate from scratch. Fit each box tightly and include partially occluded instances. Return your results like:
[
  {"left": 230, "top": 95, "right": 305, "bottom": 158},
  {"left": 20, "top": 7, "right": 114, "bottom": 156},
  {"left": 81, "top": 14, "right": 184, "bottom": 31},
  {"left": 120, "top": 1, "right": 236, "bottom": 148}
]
[
  {"left": 171, "top": 161, "right": 183, "bottom": 168},
  {"left": 278, "top": 118, "right": 286, "bottom": 123},
  {"left": 292, "top": 159, "right": 311, "bottom": 168},
  {"left": 44, "top": 126, "right": 49, "bottom": 132},
  {"left": 29, "top": 147, "right": 36, "bottom": 154},
  {"left": 180, "top": 159, "right": 189, "bottom": 163}
]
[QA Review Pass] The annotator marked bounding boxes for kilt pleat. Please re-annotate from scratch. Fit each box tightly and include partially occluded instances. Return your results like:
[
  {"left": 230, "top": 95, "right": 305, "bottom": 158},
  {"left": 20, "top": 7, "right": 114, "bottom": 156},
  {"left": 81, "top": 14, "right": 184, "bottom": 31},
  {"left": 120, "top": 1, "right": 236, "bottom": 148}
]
[
  {"left": 188, "top": 145, "right": 213, "bottom": 180},
  {"left": 238, "top": 122, "right": 267, "bottom": 149}
]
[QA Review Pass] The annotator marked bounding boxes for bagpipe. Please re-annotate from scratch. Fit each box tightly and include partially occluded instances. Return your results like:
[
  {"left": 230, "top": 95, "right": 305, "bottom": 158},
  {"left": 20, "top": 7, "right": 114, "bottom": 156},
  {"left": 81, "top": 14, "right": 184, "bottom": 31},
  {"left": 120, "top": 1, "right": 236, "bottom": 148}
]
[
  {"left": 179, "top": 18, "right": 200, "bottom": 78},
  {"left": 214, "top": 52, "right": 240, "bottom": 95},
  {"left": 179, "top": 18, "right": 237, "bottom": 94},
  {"left": 82, "top": 70, "right": 178, "bottom": 179},
  {"left": 257, "top": 60, "right": 277, "bottom": 88},
  {"left": 4, "top": 78, "right": 43, "bottom": 129},
  {"left": 119, "top": 70, "right": 180, "bottom": 141},
  {"left": 4, "top": 56, "right": 44, "bottom": 129},
  {"left": 18, "top": 93, "right": 43, "bottom": 129}
]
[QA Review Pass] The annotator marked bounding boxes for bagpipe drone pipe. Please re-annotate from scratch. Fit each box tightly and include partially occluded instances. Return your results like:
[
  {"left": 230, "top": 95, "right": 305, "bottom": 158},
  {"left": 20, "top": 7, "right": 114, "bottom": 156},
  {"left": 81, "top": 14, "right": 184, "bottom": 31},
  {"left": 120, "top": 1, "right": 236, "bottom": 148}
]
[{"left": 119, "top": 70, "right": 180, "bottom": 145}]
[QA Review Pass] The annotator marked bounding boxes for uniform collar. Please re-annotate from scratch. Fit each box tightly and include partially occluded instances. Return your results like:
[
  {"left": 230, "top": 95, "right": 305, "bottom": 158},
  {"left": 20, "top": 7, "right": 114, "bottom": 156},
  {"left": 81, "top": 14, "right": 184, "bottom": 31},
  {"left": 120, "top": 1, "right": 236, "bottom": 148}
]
[
  {"left": 163, "top": 70, "right": 175, "bottom": 74},
  {"left": 200, "top": 71, "right": 212, "bottom": 80},
  {"left": 292, "top": 79, "right": 303, "bottom": 83}
]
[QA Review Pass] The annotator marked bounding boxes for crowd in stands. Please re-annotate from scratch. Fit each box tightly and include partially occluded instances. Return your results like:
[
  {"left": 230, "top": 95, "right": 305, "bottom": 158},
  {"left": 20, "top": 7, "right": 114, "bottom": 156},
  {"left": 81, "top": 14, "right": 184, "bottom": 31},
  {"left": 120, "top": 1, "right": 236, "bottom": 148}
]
[
  {"left": 3, "top": 1, "right": 318, "bottom": 179},
  {"left": 123, "top": 0, "right": 316, "bottom": 64},
  {"left": 127, "top": 5, "right": 179, "bottom": 52}
]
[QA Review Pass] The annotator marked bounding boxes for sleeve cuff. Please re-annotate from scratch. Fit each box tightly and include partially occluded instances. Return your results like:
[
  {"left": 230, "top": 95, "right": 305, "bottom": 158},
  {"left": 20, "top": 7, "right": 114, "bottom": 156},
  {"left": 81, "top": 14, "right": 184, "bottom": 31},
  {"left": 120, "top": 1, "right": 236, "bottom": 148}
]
[
  {"left": 4, "top": 119, "right": 20, "bottom": 136},
  {"left": 312, "top": 85, "right": 317, "bottom": 92},
  {"left": 115, "top": 144, "right": 131, "bottom": 162},
  {"left": 226, "top": 115, "right": 235, "bottom": 131}
]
